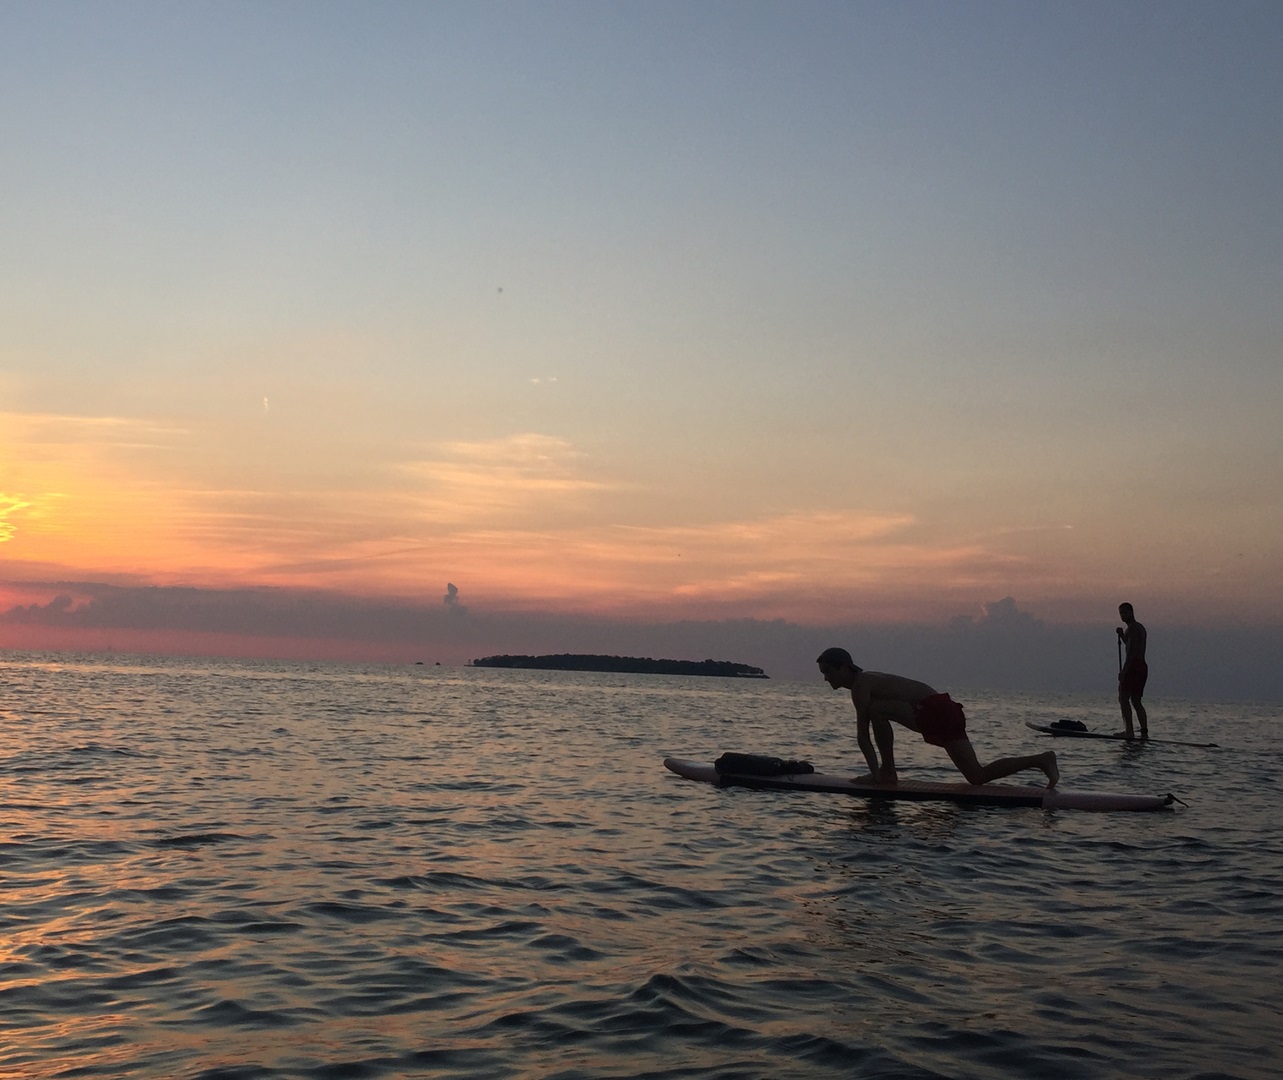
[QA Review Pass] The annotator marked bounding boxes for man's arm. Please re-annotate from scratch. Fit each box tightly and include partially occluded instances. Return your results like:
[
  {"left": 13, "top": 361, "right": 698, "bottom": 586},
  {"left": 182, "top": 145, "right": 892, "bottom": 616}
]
[
  {"left": 871, "top": 717, "right": 898, "bottom": 783},
  {"left": 855, "top": 711, "right": 882, "bottom": 780},
  {"left": 853, "top": 681, "right": 897, "bottom": 783}
]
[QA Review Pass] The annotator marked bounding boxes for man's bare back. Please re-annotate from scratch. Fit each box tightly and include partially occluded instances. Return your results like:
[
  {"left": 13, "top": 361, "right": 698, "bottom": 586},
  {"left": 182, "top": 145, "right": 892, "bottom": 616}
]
[{"left": 857, "top": 670, "right": 938, "bottom": 734}]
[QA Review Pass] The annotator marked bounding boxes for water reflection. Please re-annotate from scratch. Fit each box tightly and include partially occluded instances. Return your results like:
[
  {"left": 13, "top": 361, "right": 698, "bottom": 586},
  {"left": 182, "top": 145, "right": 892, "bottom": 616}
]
[{"left": 1, "top": 654, "right": 1279, "bottom": 1079}]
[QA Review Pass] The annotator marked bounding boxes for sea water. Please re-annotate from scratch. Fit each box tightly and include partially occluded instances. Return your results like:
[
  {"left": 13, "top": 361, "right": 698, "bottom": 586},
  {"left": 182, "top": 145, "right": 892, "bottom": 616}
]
[{"left": 1, "top": 652, "right": 1280, "bottom": 1079}]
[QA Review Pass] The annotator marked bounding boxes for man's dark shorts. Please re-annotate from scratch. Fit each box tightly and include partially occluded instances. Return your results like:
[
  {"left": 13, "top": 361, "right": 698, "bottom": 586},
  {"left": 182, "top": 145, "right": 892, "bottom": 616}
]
[
  {"left": 1120, "top": 661, "right": 1148, "bottom": 697},
  {"left": 915, "top": 693, "right": 967, "bottom": 747}
]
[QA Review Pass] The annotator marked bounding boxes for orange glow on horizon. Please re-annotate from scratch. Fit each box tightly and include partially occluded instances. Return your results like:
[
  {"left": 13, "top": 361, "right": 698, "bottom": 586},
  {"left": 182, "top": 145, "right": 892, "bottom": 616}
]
[
  {"left": 6, "top": 411, "right": 1281, "bottom": 635},
  {"left": 6, "top": 410, "right": 1023, "bottom": 618}
]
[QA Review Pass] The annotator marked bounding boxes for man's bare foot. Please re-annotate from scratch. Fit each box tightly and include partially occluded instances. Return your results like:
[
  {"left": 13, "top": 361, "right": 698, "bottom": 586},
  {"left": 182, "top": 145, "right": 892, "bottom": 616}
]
[
  {"left": 852, "top": 772, "right": 897, "bottom": 785},
  {"left": 1041, "top": 752, "right": 1059, "bottom": 788}
]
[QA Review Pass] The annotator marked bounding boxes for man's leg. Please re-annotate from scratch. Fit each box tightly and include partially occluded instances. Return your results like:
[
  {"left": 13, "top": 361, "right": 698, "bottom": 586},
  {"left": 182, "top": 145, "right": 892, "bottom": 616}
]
[
  {"left": 1132, "top": 694, "right": 1148, "bottom": 737},
  {"left": 944, "top": 739, "right": 1059, "bottom": 787},
  {"left": 1117, "top": 687, "right": 1136, "bottom": 739}
]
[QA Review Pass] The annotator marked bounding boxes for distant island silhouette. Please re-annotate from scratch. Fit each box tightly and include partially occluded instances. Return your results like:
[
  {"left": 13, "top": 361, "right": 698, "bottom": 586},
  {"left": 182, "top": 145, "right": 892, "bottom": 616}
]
[{"left": 471, "top": 653, "right": 769, "bottom": 678}]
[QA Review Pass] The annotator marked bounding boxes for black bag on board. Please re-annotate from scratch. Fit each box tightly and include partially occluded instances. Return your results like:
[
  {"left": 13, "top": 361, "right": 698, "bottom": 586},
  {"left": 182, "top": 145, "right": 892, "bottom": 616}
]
[{"left": 714, "top": 752, "right": 814, "bottom": 776}]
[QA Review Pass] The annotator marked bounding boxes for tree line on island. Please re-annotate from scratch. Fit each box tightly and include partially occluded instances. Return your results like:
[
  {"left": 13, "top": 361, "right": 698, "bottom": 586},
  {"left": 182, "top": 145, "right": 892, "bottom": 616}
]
[{"left": 470, "top": 653, "right": 769, "bottom": 678}]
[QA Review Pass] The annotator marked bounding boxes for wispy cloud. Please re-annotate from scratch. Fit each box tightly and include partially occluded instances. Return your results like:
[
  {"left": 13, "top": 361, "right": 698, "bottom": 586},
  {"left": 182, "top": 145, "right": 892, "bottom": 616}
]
[
  {"left": 0, "top": 493, "right": 32, "bottom": 543},
  {"left": 395, "top": 434, "right": 612, "bottom": 525}
]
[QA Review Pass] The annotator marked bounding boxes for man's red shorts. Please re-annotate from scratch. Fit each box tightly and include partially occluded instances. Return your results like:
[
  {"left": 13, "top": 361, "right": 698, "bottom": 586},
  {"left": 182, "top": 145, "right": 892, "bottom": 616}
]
[
  {"left": 1120, "top": 662, "right": 1148, "bottom": 697},
  {"left": 914, "top": 693, "right": 968, "bottom": 746}
]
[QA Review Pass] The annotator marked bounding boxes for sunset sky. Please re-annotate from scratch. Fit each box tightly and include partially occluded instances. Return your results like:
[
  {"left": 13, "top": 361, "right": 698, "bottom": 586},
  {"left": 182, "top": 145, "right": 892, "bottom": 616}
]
[{"left": 3, "top": 2, "right": 1281, "bottom": 687}]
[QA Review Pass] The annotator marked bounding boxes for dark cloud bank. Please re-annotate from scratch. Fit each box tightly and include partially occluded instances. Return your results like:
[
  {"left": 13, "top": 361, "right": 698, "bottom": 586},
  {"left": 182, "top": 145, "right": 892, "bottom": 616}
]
[{"left": 4, "top": 581, "right": 1282, "bottom": 702}]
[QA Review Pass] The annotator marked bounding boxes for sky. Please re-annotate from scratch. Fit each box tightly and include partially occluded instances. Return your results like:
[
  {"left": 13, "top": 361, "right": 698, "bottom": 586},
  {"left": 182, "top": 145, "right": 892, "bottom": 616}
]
[{"left": 2, "top": 1, "right": 1281, "bottom": 698}]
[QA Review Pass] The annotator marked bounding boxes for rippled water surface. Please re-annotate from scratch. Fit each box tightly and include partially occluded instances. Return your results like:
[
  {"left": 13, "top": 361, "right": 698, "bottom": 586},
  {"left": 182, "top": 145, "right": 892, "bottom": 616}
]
[{"left": 1, "top": 653, "right": 1280, "bottom": 1078}]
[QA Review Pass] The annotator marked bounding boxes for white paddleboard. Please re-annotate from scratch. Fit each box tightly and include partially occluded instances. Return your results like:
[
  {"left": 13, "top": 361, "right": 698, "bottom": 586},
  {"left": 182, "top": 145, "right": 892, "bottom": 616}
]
[{"left": 664, "top": 757, "right": 1175, "bottom": 812}]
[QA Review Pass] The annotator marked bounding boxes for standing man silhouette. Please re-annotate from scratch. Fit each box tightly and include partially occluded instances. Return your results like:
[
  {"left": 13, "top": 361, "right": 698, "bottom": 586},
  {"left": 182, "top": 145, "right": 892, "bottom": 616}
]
[{"left": 1116, "top": 603, "right": 1148, "bottom": 739}]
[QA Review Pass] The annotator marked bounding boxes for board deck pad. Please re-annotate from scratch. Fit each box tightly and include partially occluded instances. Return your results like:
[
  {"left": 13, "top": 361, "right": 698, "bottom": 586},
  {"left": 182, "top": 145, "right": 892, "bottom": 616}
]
[
  {"left": 664, "top": 757, "right": 1175, "bottom": 812},
  {"left": 1024, "top": 721, "right": 1218, "bottom": 749}
]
